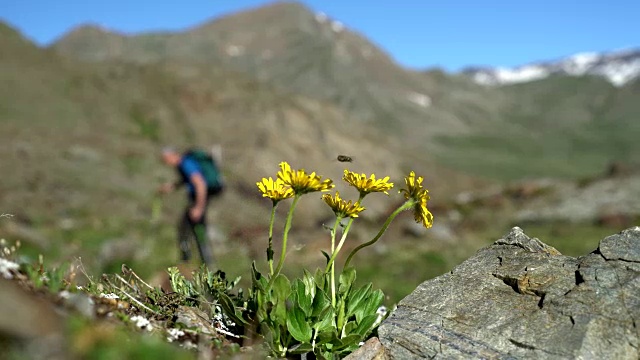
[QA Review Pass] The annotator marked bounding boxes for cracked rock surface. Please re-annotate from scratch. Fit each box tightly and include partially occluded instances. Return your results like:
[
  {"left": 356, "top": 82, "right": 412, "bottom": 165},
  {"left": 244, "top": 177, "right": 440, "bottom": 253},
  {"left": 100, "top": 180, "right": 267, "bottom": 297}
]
[{"left": 378, "top": 226, "right": 640, "bottom": 359}]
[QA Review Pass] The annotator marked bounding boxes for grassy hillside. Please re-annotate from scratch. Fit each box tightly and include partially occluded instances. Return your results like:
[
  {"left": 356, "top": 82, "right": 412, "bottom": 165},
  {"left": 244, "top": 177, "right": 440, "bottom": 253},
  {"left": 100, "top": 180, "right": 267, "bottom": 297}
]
[
  {"left": 2, "top": 22, "right": 491, "bottom": 305},
  {"left": 435, "top": 76, "right": 640, "bottom": 179}
]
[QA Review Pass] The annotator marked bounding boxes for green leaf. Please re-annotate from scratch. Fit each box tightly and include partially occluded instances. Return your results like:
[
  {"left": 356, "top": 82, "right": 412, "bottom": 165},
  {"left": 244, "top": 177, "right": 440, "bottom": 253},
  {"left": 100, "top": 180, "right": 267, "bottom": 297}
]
[
  {"left": 288, "top": 342, "right": 314, "bottom": 355},
  {"left": 218, "top": 292, "right": 248, "bottom": 325},
  {"left": 251, "top": 261, "right": 260, "bottom": 279},
  {"left": 302, "top": 269, "right": 316, "bottom": 299},
  {"left": 311, "top": 287, "right": 330, "bottom": 318},
  {"left": 321, "top": 250, "right": 331, "bottom": 265},
  {"left": 355, "top": 314, "right": 378, "bottom": 336},
  {"left": 251, "top": 262, "right": 268, "bottom": 292},
  {"left": 272, "top": 299, "right": 287, "bottom": 325},
  {"left": 334, "top": 334, "right": 363, "bottom": 351},
  {"left": 344, "top": 320, "right": 357, "bottom": 335},
  {"left": 320, "top": 350, "right": 337, "bottom": 360},
  {"left": 292, "top": 279, "right": 313, "bottom": 317},
  {"left": 314, "top": 269, "right": 327, "bottom": 290},
  {"left": 338, "top": 267, "right": 356, "bottom": 295},
  {"left": 286, "top": 306, "right": 312, "bottom": 343},
  {"left": 346, "top": 283, "right": 372, "bottom": 319},
  {"left": 313, "top": 305, "right": 335, "bottom": 333},
  {"left": 336, "top": 296, "right": 346, "bottom": 331},
  {"left": 316, "top": 328, "right": 339, "bottom": 344},
  {"left": 357, "top": 289, "right": 384, "bottom": 323},
  {"left": 261, "top": 323, "right": 283, "bottom": 356},
  {"left": 271, "top": 274, "right": 291, "bottom": 302}
]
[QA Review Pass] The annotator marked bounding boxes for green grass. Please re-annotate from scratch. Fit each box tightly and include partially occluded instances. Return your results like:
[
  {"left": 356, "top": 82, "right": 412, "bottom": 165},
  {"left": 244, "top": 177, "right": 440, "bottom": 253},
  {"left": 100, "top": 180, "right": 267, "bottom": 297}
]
[
  {"left": 356, "top": 250, "right": 451, "bottom": 303},
  {"left": 433, "top": 130, "right": 629, "bottom": 181},
  {"left": 129, "top": 103, "right": 161, "bottom": 143}
]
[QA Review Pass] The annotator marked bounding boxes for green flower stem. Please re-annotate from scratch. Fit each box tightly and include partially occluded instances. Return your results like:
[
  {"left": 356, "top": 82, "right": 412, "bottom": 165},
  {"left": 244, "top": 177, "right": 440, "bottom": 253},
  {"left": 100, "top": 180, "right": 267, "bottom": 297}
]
[
  {"left": 267, "top": 202, "right": 278, "bottom": 276},
  {"left": 330, "top": 217, "right": 341, "bottom": 254},
  {"left": 325, "top": 216, "right": 354, "bottom": 274},
  {"left": 327, "top": 194, "right": 364, "bottom": 307},
  {"left": 271, "top": 194, "right": 301, "bottom": 282},
  {"left": 328, "top": 216, "right": 344, "bottom": 307},
  {"left": 331, "top": 216, "right": 354, "bottom": 306},
  {"left": 344, "top": 199, "right": 414, "bottom": 269}
]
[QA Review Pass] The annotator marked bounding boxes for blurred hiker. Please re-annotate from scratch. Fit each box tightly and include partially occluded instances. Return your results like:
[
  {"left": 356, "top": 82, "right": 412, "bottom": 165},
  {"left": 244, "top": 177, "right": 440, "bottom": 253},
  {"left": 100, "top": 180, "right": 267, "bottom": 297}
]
[{"left": 158, "top": 147, "right": 224, "bottom": 268}]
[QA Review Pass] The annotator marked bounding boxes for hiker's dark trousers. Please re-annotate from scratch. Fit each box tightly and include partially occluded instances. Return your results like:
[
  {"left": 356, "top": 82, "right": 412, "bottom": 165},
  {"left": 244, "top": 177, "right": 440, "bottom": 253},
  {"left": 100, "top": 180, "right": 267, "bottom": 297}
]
[{"left": 177, "top": 193, "right": 214, "bottom": 267}]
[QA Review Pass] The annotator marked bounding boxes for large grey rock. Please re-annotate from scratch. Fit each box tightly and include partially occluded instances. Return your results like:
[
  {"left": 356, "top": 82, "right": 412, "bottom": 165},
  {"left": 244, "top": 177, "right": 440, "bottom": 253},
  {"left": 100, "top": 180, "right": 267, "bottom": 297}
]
[{"left": 379, "top": 226, "right": 640, "bottom": 359}]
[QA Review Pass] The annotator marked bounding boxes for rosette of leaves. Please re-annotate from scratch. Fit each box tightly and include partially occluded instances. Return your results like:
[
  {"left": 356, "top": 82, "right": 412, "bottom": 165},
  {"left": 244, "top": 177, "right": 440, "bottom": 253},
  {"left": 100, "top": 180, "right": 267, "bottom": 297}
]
[
  {"left": 249, "top": 264, "right": 385, "bottom": 359},
  {"left": 168, "top": 265, "right": 246, "bottom": 327}
]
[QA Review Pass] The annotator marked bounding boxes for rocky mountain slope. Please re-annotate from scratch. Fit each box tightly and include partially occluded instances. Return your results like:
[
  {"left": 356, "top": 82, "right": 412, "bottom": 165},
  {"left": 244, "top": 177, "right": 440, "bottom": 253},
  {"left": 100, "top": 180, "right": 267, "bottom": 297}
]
[
  {"left": 51, "top": 1, "right": 495, "bottom": 149},
  {"left": 50, "top": 1, "right": 640, "bottom": 180}
]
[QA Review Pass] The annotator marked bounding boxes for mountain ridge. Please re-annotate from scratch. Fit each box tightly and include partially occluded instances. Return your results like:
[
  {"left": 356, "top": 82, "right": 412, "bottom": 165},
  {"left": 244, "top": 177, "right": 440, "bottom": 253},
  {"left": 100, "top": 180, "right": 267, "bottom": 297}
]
[
  {"left": 4, "top": 0, "right": 640, "bottom": 184},
  {"left": 462, "top": 48, "right": 640, "bottom": 87},
  {"left": 51, "top": 1, "right": 503, "bottom": 139},
  {"left": 44, "top": 2, "right": 640, "bottom": 180}
]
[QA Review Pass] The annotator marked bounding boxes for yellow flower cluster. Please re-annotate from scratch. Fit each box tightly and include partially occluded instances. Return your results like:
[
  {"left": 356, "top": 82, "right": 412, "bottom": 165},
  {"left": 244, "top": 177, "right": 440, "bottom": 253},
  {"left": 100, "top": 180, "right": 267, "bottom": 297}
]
[
  {"left": 257, "top": 162, "right": 433, "bottom": 229},
  {"left": 256, "top": 177, "right": 294, "bottom": 204},
  {"left": 277, "top": 162, "right": 334, "bottom": 194},
  {"left": 257, "top": 161, "right": 334, "bottom": 202},
  {"left": 342, "top": 170, "right": 394, "bottom": 196},
  {"left": 399, "top": 171, "right": 433, "bottom": 229},
  {"left": 322, "top": 191, "right": 366, "bottom": 218}
]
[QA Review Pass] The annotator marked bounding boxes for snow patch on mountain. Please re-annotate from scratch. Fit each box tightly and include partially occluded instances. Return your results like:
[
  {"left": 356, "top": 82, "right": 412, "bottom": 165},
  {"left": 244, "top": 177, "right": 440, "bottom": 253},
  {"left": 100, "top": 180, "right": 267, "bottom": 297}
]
[
  {"left": 406, "top": 92, "right": 431, "bottom": 108},
  {"left": 474, "top": 65, "right": 549, "bottom": 85},
  {"left": 465, "top": 49, "right": 640, "bottom": 87}
]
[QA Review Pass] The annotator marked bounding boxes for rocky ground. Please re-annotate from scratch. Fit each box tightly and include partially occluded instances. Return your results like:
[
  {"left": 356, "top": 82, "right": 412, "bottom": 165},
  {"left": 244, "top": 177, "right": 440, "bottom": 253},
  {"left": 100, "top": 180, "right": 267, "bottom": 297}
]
[{"left": 4, "top": 226, "right": 639, "bottom": 359}]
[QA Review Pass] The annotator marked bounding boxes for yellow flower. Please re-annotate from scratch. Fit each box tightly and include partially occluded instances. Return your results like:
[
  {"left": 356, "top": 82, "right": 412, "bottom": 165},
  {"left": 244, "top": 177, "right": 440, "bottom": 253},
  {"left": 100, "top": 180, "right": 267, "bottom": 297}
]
[
  {"left": 322, "top": 191, "right": 365, "bottom": 218},
  {"left": 343, "top": 170, "right": 394, "bottom": 196},
  {"left": 399, "top": 171, "right": 433, "bottom": 228},
  {"left": 277, "top": 161, "right": 334, "bottom": 194},
  {"left": 257, "top": 177, "right": 294, "bottom": 203}
]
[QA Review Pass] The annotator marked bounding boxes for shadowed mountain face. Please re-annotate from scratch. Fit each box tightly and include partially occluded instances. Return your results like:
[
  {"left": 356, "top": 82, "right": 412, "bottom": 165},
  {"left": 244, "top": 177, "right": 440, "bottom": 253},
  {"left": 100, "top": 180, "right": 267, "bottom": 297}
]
[
  {"left": 50, "top": 2, "right": 504, "bottom": 145},
  {"left": 50, "top": 1, "right": 640, "bottom": 180}
]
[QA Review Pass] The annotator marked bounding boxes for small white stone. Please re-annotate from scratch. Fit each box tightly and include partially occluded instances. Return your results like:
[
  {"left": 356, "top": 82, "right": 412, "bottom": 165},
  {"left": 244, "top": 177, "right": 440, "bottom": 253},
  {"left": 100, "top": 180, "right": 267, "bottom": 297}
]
[
  {"left": 99, "top": 293, "right": 120, "bottom": 299},
  {"left": 0, "top": 258, "right": 19, "bottom": 279},
  {"left": 130, "top": 315, "right": 153, "bottom": 331}
]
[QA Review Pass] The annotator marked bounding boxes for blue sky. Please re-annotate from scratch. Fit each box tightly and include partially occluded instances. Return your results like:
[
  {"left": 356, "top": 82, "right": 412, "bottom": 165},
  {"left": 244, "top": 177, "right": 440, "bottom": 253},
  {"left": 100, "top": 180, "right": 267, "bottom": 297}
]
[{"left": 2, "top": 0, "right": 638, "bottom": 71}]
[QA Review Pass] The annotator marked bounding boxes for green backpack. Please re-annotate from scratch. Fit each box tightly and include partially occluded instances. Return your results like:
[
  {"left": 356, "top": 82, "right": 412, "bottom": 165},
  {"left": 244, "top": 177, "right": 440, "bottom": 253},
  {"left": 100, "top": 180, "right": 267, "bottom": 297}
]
[{"left": 184, "top": 148, "right": 224, "bottom": 195}]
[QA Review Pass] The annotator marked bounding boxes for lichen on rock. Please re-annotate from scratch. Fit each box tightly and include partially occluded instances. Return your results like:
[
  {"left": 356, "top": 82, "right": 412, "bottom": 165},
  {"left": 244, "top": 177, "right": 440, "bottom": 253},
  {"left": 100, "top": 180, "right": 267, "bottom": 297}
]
[{"left": 377, "top": 226, "right": 640, "bottom": 359}]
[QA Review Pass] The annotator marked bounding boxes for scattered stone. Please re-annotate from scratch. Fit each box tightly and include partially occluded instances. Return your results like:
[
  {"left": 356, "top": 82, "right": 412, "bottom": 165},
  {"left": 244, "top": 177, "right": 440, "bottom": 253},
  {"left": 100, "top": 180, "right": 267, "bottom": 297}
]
[
  {"left": 61, "top": 292, "right": 96, "bottom": 319},
  {"left": 0, "top": 278, "right": 62, "bottom": 338},
  {"left": 0, "top": 258, "right": 20, "bottom": 279},
  {"left": 0, "top": 279, "right": 66, "bottom": 360},
  {"left": 174, "top": 306, "right": 216, "bottom": 334},
  {"left": 344, "top": 337, "right": 389, "bottom": 360},
  {"left": 378, "top": 226, "right": 640, "bottom": 359}
]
